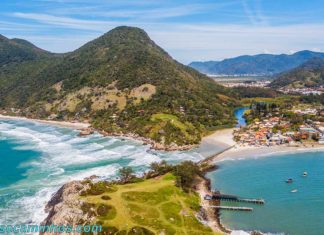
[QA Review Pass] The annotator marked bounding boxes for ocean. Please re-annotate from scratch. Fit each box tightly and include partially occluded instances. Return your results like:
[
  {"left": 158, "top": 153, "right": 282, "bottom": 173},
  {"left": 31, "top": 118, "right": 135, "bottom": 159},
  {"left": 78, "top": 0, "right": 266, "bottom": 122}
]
[
  {"left": 0, "top": 119, "right": 204, "bottom": 224},
  {"left": 207, "top": 151, "right": 324, "bottom": 235},
  {"left": 2, "top": 110, "right": 323, "bottom": 235}
]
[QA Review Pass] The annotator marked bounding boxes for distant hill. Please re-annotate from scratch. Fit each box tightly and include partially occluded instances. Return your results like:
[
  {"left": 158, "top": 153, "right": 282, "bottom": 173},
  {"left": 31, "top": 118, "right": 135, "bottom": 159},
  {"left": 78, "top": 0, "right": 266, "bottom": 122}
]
[
  {"left": 269, "top": 57, "right": 324, "bottom": 88},
  {"left": 0, "top": 34, "right": 53, "bottom": 66},
  {"left": 189, "top": 50, "right": 324, "bottom": 76},
  {"left": 0, "top": 26, "right": 239, "bottom": 148}
]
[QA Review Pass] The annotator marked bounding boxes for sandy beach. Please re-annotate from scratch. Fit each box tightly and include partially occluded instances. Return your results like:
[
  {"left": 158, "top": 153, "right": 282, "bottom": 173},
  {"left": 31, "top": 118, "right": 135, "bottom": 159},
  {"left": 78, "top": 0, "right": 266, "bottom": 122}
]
[
  {"left": 202, "top": 128, "right": 237, "bottom": 147},
  {"left": 215, "top": 144, "right": 324, "bottom": 162},
  {"left": 0, "top": 114, "right": 90, "bottom": 129},
  {"left": 199, "top": 127, "right": 324, "bottom": 163}
]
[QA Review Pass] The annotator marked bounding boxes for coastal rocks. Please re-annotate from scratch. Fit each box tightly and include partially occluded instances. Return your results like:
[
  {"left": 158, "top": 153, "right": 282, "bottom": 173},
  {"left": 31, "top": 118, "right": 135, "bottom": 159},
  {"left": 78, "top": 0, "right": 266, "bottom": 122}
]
[
  {"left": 98, "top": 130, "right": 197, "bottom": 151},
  {"left": 150, "top": 141, "right": 196, "bottom": 151},
  {"left": 41, "top": 181, "right": 95, "bottom": 234},
  {"left": 78, "top": 128, "right": 94, "bottom": 136}
]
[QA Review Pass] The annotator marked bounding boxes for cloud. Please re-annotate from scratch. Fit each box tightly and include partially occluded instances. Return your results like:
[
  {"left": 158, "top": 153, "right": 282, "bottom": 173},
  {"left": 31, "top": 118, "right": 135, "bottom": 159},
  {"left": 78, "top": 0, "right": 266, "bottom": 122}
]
[
  {"left": 241, "top": 0, "right": 267, "bottom": 25},
  {"left": 147, "top": 23, "right": 324, "bottom": 63},
  {"left": 12, "top": 13, "right": 119, "bottom": 31},
  {"left": 4, "top": 1, "right": 324, "bottom": 63}
]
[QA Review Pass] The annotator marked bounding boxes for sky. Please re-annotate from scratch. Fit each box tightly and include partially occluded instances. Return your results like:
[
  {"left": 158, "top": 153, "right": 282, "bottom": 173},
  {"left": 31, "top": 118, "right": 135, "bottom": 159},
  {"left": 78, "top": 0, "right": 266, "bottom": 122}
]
[{"left": 1, "top": 0, "right": 324, "bottom": 64}]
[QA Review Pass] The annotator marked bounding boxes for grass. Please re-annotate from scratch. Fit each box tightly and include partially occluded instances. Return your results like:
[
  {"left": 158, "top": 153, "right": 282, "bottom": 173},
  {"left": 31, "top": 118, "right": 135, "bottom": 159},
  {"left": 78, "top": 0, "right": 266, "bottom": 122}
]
[
  {"left": 151, "top": 114, "right": 188, "bottom": 131},
  {"left": 149, "top": 113, "right": 200, "bottom": 144},
  {"left": 129, "top": 84, "right": 156, "bottom": 104},
  {"left": 81, "top": 173, "right": 218, "bottom": 235}
]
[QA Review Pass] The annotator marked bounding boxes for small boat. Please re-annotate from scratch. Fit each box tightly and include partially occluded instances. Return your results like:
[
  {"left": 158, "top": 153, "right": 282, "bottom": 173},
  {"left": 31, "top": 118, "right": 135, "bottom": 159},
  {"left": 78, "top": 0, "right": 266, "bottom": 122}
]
[
  {"left": 291, "top": 189, "right": 298, "bottom": 193},
  {"left": 303, "top": 172, "right": 308, "bottom": 177},
  {"left": 286, "top": 178, "right": 293, "bottom": 183}
]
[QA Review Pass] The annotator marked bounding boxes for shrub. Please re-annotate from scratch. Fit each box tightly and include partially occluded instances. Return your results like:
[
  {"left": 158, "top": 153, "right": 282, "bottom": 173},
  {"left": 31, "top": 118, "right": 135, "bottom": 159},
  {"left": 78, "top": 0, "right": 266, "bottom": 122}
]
[
  {"left": 97, "top": 204, "right": 111, "bottom": 216},
  {"left": 127, "top": 226, "right": 154, "bottom": 235},
  {"left": 101, "top": 195, "right": 111, "bottom": 200}
]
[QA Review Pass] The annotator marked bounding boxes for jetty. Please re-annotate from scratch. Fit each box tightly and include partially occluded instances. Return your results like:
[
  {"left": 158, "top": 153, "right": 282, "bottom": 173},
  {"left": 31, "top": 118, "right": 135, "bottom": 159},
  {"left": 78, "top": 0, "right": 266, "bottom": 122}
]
[
  {"left": 205, "top": 193, "right": 265, "bottom": 204},
  {"left": 210, "top": 206, "right": 253, "bottom": 211}
]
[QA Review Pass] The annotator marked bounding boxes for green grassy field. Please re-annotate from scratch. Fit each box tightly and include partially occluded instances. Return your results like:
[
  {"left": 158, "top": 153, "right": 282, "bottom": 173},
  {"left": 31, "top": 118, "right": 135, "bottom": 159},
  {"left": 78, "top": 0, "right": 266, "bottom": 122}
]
[{"left": 81, "top": 173, "right": 218, "bottom": 235}]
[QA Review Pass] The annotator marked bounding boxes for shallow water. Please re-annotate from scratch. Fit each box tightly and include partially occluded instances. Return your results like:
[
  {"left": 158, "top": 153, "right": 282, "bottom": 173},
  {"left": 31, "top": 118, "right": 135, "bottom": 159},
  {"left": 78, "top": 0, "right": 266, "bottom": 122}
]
[
  {"left": 0, "top": 119, "right": 204, "bottom": 224},
  {"left": 207, "top": 151, "right": 324, "bottom": 235}
]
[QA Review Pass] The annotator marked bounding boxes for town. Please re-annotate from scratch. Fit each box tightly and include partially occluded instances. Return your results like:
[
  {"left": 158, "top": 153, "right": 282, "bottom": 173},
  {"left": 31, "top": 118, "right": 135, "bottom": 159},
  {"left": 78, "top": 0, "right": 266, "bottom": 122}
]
[
  {"left": 234, "top": 105, "right": 324, "bottom": 147},
  {"left": 278, "top": 86, "right": 323, "bottom": 95}
]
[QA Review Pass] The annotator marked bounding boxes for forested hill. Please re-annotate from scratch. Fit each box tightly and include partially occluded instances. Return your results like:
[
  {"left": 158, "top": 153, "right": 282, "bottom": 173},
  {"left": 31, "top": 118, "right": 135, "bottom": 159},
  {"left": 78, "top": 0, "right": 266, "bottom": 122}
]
[
  {"left": 0, "top": 34, "right": 53, "bottom": 66},
  {"left": 270, "top": 57, "right": 324, "bottom": 88},
  {"left": 0, "top": 26, "right": 239, "bottom": 148},
  {"left": 189, "top": 50, "right": 324, "bottom": 76}
]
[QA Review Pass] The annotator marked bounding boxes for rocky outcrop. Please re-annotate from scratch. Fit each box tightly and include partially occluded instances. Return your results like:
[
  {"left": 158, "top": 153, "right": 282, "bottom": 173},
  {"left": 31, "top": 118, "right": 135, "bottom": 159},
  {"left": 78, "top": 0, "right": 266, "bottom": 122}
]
[
  {"left": 78, "top": 128, "right": 95, "bottom": 136},
  {"left": 98, "top": 130, "right": 197, "bottom": 151},
  {"left": 41, "top": 181, "right": 95, "bottom": 233}
]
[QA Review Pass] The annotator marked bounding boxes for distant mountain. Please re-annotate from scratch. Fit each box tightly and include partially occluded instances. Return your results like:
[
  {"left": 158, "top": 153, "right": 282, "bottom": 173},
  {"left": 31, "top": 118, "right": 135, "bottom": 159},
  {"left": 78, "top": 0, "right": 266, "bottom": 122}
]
[
  {"left": 189, "top": 50, "right": 324, "bottom": 76},
  {"left": 0, "top": 26, "right": 238, "bottom": 148},
  {"left": 269, "top": 57, "right": 324, "bottom": 88}
]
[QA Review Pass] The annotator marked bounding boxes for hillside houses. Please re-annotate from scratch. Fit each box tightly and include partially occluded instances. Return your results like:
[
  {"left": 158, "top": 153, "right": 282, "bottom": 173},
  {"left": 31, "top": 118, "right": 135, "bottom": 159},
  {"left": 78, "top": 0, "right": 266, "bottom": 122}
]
[{"left": 234, "top": 116, "right": 324, "bottom": 147}]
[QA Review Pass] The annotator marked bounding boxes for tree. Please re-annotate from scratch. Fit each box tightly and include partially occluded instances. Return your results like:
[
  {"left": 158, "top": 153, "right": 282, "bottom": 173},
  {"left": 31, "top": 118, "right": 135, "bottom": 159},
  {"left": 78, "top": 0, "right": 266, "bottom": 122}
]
[
  {"left": 119, "top": 167, "right": 134, "bottom": 183},
  {"left": 312, "top": 133, "right": 319, "bottom": 141},
  {"left": 149, "top": 160, "right": 172, "bottom": 176},
  {"left": 173, "top": 161, "right": 201, "bottom": 191}
]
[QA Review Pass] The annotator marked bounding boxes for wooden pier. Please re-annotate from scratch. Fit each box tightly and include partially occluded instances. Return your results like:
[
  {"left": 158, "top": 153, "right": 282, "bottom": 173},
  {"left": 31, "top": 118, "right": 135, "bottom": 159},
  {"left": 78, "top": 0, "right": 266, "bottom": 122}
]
[
  {"left": 210, "top": 206, "right": 253, "bottom": 211},
  {"left": 238, "top": 198, "right": 265, "bottom": 204},
  {"left": 207, "top": 193, "right": 265, "bottom": 204}
]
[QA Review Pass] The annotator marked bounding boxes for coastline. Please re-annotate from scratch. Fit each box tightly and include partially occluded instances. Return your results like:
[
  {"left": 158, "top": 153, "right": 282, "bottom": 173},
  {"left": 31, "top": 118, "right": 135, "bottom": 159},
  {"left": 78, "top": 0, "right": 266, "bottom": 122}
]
[
  {"left": 0, "top": 113, "right": 236, "bottom": 153},
  {"left": 0, "top": 114, "right": 90, "bottom": 129},
  {"left": 202, "top": 128, "right": 237, "bottom": 147},
  {"left": 3, "top": 113, "right": 324, "bottom": 234},
  {"left": 215, "top": 144, "right": 324, "bottom": 162},
  {"left": 195, "top": 129, "right": 324, "bottom": 235},
  {"left": 0, "top": 114, "right": 196, "bottom": 151}
]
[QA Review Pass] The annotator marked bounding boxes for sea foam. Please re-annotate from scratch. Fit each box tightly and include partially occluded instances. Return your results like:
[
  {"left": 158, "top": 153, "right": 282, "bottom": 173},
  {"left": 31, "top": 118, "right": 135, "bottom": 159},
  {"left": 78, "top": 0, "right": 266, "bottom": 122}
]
[{"left": 0, "top": 119, "right": 203, "bottom": 225}]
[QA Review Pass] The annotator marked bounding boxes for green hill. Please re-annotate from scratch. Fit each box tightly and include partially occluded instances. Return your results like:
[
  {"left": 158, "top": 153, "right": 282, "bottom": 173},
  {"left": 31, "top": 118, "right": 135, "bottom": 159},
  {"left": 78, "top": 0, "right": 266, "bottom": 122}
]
[
  {"left": 0, "top": 26, "right": 238, "bottom": 147},
  {"left": 270, "top": 57, "right": 324, "bottom": 88},
  {"left": 0, "top": 34, "right": 52, "bottom": 66},
  {"left": 80, "top": 173, "right": 217, "bottom": 234}
]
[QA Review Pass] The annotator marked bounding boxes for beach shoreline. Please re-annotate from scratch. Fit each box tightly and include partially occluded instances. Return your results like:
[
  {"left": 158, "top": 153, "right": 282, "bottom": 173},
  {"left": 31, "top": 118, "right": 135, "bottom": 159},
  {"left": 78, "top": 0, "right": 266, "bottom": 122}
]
[
  {"left": 196, "top": 128, "right": 324, "bottom": 235},
  {"left": 2, "top": 113, "right": 324, "bottom": 234},
  {"left": 0, "top": 114, "right": 90, "bottom": 129},
  {"left": 215, "top": 144, "right": 324, "bottom": 162},
  {"left": 200, "top": 126, "right": 324, "bottom": 162},
  {"left": 0, "top": 114, "right": 196, "bottom": 151}
]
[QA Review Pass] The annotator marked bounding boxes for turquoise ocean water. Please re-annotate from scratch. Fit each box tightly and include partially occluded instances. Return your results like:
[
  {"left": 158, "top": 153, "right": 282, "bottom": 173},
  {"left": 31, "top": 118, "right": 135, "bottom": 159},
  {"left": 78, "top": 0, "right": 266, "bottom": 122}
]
[
  {"left": 207, "top": 151, "right": 324, "bottom": 235},
  {"left": 0, "top": 119, "right": 204, "bottom": 224},
  {"left": 2, "top": 109, "right": 323, "bottom": 235},
  {"left": 207, "top": 107, "right": 324, "bottom": 235}
]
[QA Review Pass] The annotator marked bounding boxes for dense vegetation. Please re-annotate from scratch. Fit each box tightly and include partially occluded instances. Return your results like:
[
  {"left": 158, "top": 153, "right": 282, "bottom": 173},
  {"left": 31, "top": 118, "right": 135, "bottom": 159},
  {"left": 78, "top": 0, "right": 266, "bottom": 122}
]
[
  {"left": 189, "top": 50, "right": 324, "bottom": 76},
  {"left": 0, "top": 35, "right": 52, "bottom": 66},
  {"left": 0, "top": 26, "right": 239, "bottom": 146},
  {"left": 245, "top": 99, "right": 324, "bottom": 127},
  {"left": 232, "top": 86, "right": 280, "bottom": 98},
  {"left": 270, "top": 57, "right": 324, "bottom": 88},
  {"left": 300, "top": 93, "right": 324, "bottom": 105}
]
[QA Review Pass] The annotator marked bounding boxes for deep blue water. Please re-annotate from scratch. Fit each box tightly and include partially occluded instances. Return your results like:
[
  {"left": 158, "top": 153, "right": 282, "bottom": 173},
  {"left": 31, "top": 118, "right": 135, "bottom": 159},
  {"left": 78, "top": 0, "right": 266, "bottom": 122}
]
[{"left": 207, "top": 151, "right": 324, "bottom": 235}]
